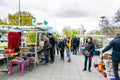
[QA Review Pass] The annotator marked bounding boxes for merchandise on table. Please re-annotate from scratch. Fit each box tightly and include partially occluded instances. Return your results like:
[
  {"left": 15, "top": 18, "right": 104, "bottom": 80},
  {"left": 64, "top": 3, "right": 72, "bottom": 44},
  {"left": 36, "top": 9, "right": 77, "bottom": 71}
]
[
  {"left": 103, "top": 51, "right": 120, "bottom": 79},
  {"left": 98, "top": 60, "right": 105, "bottom": 72}
]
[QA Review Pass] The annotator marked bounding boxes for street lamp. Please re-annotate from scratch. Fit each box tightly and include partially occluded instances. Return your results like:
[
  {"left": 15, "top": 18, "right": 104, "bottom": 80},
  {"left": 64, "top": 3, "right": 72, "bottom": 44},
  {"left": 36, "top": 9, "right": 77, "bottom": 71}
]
[
  {"left": 100, "top": 16, "right": 106, "bottom": 48},
  {"left": 100, "top": 16, "right": 106, "bottom": 27}
]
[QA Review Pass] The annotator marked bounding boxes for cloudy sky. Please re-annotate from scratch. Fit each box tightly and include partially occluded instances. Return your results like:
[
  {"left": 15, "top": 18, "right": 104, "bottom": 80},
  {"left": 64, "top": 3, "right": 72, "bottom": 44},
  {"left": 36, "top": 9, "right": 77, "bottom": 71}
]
[{"left": 0, "top": 0, "right": 120, "bottom": 33}]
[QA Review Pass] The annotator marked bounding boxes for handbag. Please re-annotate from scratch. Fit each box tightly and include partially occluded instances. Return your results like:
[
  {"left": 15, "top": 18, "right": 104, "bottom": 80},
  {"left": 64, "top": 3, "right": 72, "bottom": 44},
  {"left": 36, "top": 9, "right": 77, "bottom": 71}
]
[
  {"left": 46, "top": 44, "right": 52, "bottom": 51},
  {"left": 84, "top": 50, "right": 90, "bottom": 57}
]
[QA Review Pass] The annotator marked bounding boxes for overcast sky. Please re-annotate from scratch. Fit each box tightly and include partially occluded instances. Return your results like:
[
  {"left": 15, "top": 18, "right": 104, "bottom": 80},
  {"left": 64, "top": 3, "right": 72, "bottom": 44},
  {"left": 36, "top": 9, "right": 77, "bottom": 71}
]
[{"left": 0, "top": 0, "right": 120, "bottom": 33}]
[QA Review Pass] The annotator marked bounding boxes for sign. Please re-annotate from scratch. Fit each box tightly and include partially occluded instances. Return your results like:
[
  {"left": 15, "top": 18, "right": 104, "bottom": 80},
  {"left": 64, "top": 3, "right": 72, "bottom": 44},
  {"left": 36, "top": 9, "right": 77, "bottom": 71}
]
[
  {"left": 27, "top": 30, "right": 38, "bottom": 45},
  {"left": 32, "top": 19, "right": 37, "bottom": 25},
  {"left": 44, "top": 20, "right": 48, "bottom": 25}
]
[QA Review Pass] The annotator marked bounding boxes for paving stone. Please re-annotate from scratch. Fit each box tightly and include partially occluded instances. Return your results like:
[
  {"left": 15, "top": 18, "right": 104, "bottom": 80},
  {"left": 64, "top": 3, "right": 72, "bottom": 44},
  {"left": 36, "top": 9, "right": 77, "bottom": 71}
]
[{"left": 0, "top": 52, "right": 105, "bottom": 80}]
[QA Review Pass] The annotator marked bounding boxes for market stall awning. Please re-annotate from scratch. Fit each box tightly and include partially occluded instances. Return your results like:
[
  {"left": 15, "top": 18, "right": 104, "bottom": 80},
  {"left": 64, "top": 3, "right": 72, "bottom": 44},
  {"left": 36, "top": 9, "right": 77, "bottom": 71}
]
[
  {"left": 47, "top": 29, "right": 58, "bottom": 34},
  {"left": 38, "top": 25, "right": 53, "bottom": 30}
]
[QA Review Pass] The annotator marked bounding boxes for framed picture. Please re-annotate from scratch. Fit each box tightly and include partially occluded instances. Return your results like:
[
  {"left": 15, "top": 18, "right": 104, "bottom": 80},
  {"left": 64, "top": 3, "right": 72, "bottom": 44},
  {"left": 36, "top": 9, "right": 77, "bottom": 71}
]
[{"left": 27, "top": 30, "right": 38, "bottom": 45}]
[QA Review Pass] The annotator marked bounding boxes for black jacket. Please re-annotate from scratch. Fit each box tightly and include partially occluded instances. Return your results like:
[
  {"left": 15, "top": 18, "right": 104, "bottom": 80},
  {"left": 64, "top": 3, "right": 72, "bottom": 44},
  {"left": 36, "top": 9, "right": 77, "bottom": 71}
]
[
  {"left": 76, "top": 39, "right": 80, "bottom": 47},
  {"left": 72, "top": 37, "right": 78, "bottom": 47},
  {"left": 58, "top": 40, "right": 65, "bottom": 51},
  {"left": 49, "top": 36, "right": 55, "bottom": 48},
  {"left": 85, "top": 42, "right": 95, "bottom": 56},
  {"left": 102, "top": 36, "right": 120, "bottom": 61}
]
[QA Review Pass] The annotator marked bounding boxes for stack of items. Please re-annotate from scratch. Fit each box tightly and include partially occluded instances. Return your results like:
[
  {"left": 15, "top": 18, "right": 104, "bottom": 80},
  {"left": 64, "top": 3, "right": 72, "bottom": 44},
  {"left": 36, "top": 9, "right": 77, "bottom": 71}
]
[
  {"left": 103, "top": 54, "right": 112, "bottom": 60},
  {"left": 3, "top": 49, "right": 18, "bottom": 58},
  {"left": 98, "top": 60, "right": 105, "bottom": 72},
  {"left": 93, "top": 52, "right": 113, "bottom": 78},
  {"left": 104, "top": 59, "right": 120, "bottom": 80},
  {"left": 10, "top": 56, "right": 25, "bottom": 62},
  {"left": 4, "top": 49, "right": 20, "bottom": 63},
  {"left": 104, "top": 60, "right": 114, "bottom": 79},
  {"left": 102, "top": 51, "right": 120, "bottom": 80},
  {"left": 94, "top": 60, "right": 106, "bottom": 77}
]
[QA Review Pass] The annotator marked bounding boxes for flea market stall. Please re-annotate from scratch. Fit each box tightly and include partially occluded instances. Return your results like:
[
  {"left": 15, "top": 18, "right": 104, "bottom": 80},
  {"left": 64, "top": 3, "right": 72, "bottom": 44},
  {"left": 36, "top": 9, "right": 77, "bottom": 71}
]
[
  {"left": 0, "top": 32, "right": 22, "bottom": 73},
  {"left": 0, "top": 29, "right": 44, "bottom": 76},
  {"left": 94, "top": 50, "right": 119, "bottom": 80}
]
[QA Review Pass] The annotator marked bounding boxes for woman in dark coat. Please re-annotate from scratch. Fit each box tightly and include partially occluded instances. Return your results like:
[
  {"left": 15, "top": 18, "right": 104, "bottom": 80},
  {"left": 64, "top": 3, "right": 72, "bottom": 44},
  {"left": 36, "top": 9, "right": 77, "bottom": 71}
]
[
  {"left": 83, "top": 37, "right": 95, "bottom": 72},
  {"left": 43, "top": 37, "right": 51, "bottom": 64}
]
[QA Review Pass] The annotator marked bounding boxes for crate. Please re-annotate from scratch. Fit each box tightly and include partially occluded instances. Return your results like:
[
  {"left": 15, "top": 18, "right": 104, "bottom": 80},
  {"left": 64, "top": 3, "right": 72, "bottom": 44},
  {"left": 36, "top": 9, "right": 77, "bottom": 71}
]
[{"left": 20, "top": 48, "right": 30, "bottom": 52}]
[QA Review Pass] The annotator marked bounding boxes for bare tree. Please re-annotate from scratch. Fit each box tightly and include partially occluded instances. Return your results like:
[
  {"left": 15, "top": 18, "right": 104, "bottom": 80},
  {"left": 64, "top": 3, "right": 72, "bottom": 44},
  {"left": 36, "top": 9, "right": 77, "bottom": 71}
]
[{"left": 114, "top": 9, "right": 120, "bottom": 22}]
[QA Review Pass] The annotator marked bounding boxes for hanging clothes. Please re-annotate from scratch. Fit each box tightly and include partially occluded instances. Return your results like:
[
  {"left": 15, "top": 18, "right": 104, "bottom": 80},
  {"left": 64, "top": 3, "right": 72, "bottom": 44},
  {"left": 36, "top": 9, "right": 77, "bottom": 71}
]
[{"left": 8, "top": 32, "right": 21, "bottom": 50}]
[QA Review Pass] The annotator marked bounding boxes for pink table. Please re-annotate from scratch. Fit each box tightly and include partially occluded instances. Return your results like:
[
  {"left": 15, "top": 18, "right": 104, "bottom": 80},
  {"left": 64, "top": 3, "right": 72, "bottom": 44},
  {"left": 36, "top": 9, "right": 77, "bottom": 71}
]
[{"left": 9, "top": 59, "right": 30, "bottom": 76}]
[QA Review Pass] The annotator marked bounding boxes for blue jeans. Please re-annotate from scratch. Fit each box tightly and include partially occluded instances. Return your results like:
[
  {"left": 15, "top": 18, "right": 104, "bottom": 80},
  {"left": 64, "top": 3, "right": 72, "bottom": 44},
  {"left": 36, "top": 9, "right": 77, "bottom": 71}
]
[
  {"left": 66, "top": 48, "right": 71, "bottom": 60},
  {"left": 45, "top": 55, "right": 49, "bottom": 63}
]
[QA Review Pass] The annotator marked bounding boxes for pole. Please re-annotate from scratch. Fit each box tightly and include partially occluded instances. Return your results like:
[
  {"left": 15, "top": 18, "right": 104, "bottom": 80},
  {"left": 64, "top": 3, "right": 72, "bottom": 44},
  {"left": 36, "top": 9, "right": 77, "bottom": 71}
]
[
  {"left": 35, "top": 44, "right": 37, "bottom": 67},
  {"left": 54, "top": 20, "right": 56, "bottom": 34},
  {"left": 100, "top": 16, "right": 106, "bottom": 48},
  {"left": 55, "top": 20, "right": 56, "bottom": 30},
  {"left": 19, "top": 0, "right": 21, "bottom": 27},
  {"left": 7, "top": 17, "right": 9, "bottom": 31}
]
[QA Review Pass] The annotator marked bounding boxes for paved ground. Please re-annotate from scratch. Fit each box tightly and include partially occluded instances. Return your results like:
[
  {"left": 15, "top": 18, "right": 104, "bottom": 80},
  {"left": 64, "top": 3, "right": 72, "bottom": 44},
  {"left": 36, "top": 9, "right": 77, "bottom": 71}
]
[{"left": 0, "top": 52, "right": 106, "bottom": 80}]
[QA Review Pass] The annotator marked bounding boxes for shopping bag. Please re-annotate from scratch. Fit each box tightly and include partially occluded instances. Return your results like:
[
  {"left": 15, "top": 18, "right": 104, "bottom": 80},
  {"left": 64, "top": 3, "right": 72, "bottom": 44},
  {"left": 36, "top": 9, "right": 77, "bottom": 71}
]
[{"left": 84, "top": 50, "right": 90, "bottom": 57}]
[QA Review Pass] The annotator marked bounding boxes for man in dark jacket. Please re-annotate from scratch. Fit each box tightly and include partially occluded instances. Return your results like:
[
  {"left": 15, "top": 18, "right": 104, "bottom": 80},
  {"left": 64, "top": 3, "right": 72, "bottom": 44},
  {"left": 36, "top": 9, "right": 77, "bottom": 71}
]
[
  {"left": 100, "top": 34, "right": 120, "bottom": 80},
  {"left": 76, "top": 37, "right": 80, "bottom": 54},
  {"left": 48, "top": 33, "right": 55, "bottom": 63},
  {"left": 58, "top": 38, "right": 65, "bottom": 61},
  {"left": 72, "top": 36, "right": 78, "bottom": 55}
]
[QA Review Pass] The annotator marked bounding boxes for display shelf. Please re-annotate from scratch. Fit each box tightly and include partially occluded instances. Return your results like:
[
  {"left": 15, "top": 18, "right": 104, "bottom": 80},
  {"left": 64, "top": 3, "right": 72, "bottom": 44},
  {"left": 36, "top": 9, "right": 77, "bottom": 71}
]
[
  {"left": 104, "top": 60, "right": 114, "bottom": 79},
  {"left": 102, "top": 50, "right": 116, "bottom": 79},
  {"left": 104, "top": 59, "right": 120, "bottom": 79}
]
